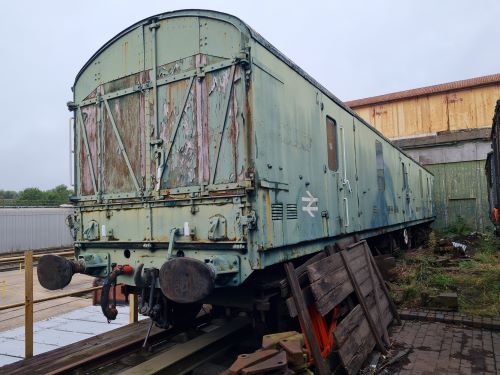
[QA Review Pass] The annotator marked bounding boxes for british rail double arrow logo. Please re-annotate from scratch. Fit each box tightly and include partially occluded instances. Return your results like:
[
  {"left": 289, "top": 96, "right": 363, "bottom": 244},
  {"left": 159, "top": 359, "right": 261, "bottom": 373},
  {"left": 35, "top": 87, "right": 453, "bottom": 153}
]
[{"left": 302, "top": 191, "right": 319, "bottom": 217}]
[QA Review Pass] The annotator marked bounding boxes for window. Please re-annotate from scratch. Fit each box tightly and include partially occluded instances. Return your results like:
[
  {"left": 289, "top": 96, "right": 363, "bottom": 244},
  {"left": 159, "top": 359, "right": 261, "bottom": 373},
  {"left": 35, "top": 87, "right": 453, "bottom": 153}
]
[
  {"left": 419, "top": 169, "right": 423, "bottom": 197},
  {"left": 402, "top": 162, "right": 408, "bottom": 190},
  {"left": 375, "top": 140, "right": 385, "bottom": 191},
  {"left": 326, "top": 117, "right": 338, "bottom": 171}
]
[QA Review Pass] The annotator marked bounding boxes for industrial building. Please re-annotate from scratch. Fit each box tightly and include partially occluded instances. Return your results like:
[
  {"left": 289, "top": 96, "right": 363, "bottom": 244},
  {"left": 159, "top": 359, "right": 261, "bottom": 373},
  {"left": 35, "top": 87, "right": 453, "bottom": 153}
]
[
  {"left": 346, "top": 73, "right": 500, "bottom": 231},
  {"left": 0, "top": 207, "right": 74, "bottom": 253}
]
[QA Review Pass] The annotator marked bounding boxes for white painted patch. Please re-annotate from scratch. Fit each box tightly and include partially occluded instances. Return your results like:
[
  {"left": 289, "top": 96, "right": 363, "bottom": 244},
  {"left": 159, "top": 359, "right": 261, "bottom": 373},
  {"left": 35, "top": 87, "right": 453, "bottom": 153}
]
[
  {"left": 101, "top": 225, "right": 106, "bottom": 237},
  {"left": 301, "top": 191, "right": 319, "bottom": 217}
]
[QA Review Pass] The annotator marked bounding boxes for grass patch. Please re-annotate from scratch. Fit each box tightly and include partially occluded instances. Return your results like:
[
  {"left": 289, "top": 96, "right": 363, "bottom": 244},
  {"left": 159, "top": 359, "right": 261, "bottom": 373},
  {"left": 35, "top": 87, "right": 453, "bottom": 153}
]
[
  {"left": 393, "top": 232, "right": 499, "bottom": 317},
  {"left": 429, "top": 273, "right": 455, "bottom": 289}
]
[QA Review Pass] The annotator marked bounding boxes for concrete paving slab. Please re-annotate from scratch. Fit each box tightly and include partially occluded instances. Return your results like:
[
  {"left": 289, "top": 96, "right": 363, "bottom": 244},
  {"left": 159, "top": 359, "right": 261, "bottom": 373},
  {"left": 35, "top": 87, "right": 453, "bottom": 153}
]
[
  {"left": 0, "top": 304, "right": 146, "bottom": 365},
  {"left": 0, "top": 338, "right": 57, "bottom": 357},
  {"left": 0, "top": 354, "right": 22, "bottom": 367},
  {"left": 49, "top": 319, "right": 120, "bottom": 335},
  {"left": 33, "top": 329, "right": 92, "bottom": 347}
]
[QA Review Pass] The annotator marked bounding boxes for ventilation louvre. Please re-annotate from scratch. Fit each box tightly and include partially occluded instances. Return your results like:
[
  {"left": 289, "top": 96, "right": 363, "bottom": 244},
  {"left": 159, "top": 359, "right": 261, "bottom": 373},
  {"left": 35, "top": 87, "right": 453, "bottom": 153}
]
[
  {"left": 286, "top": 204, "right": 298, "bottom": 220},
  {"left": 271, "top": 203, "right": 283, "bottom": 221}
]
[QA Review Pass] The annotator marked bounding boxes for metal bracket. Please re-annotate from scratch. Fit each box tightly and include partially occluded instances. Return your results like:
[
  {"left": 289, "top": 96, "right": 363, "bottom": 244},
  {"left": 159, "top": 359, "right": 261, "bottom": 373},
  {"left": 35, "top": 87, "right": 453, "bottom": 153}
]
[
  {"left": 78, "top": 253, "right": 109, "bottom": 276},
  {"left": 239, "top": 210, "right": 257, "bottom": 230},
  {"left": 208, "top": 214, "right": 227, "bottom": 240},
  {"left": 166, "top": 227, "right": 179, "bottom": 259}
]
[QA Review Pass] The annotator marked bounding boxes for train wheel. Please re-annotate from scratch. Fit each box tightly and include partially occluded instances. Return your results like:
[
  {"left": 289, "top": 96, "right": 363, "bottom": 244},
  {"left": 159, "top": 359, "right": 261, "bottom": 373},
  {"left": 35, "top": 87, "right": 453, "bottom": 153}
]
[{"left": 399, "top": 228, "right": 412, "bottom": 250}]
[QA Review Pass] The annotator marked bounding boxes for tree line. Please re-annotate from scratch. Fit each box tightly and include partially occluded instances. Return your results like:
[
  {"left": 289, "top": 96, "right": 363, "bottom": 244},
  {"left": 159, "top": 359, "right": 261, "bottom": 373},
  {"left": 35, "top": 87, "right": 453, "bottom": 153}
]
[{"left": 0, "top": 185, "right": 74, "bottom": 206}]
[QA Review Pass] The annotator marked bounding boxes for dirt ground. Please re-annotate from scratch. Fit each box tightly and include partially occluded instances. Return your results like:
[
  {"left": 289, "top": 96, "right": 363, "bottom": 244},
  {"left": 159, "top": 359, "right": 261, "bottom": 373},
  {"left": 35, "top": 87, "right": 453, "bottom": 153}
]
[{"left": 389, "top": 231, "right": 500, "bottom": 317}]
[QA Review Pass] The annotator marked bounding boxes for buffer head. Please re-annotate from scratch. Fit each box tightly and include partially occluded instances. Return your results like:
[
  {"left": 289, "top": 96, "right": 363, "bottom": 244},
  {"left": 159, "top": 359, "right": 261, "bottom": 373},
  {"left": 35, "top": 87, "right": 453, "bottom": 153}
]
[
  {"left": 159, "top": 257, "right": 215, "bottom": 304},
  {"left": 37, "top": 254, "right": 74, "bottom": 290}
]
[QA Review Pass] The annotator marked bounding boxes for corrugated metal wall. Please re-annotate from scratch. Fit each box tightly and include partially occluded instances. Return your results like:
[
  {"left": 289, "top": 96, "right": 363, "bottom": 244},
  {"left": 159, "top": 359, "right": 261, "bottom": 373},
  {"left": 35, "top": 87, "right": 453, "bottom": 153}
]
[
  {"left": 0, "top": 208, "right": 74, "bottom": 253},
  {"left": 425, "top": 161, "right": 492, "bottom": 231}
]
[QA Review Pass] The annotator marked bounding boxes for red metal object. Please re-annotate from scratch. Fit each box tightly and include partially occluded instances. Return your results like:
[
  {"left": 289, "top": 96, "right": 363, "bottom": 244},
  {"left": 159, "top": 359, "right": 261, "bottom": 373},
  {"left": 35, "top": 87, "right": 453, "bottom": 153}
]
[
  {"left": 300, "top": 305, "right": 339, "bottom": 360},
  {"left": 114, "top": 264, "right": 134, "bottom": 274}
]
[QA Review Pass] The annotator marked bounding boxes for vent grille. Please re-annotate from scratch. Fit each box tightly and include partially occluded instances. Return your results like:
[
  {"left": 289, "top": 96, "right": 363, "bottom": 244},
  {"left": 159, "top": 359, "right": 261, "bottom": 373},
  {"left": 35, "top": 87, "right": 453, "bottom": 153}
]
[
  {"left": 271, "top": 203, "right": 283, "bottom": 221},
  {"left": 286, "top": 204, "right": 298, "bottom": 220}
]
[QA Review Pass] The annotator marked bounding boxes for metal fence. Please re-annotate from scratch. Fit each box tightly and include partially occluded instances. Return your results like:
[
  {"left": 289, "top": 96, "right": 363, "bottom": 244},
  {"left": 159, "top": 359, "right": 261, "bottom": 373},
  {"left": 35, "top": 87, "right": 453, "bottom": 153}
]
[{"left": 0, "top": 207, "right": 74, "bottom": 253}]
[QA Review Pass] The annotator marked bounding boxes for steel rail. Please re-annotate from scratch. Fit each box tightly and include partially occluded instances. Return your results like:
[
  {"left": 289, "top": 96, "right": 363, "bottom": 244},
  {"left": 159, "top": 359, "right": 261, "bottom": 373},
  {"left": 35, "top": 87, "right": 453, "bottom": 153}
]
[
  {"left": 42, "top": 314, "right": 221, "bottom": 375},
  {"left": 120, "top": 317, "right": 251, "bottom": 375}
]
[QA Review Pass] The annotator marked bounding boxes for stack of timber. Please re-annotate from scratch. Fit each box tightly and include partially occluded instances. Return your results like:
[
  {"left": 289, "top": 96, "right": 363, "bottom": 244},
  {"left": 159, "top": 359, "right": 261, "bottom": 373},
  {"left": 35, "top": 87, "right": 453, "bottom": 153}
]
[{"left": 283, "top": 240, "right": 400, "bottom": 375}]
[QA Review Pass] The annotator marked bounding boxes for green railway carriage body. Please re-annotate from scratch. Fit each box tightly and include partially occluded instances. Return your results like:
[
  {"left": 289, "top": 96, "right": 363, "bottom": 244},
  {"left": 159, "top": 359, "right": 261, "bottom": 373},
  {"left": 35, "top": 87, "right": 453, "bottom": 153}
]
[{"left": 70, "top": 10, "right": 434, "bottom": 291}]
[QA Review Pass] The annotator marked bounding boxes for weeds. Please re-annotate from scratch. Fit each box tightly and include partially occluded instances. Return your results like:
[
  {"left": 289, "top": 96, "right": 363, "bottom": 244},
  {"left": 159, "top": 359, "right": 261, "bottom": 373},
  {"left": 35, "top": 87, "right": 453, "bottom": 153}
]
[
  {"left": 429, "top": 273, "right": 455, "bottom": 289},
  {"left": 394, "top": 231, "right": 499, "bottom": 317},
  {"left": 445, "top": 215, "right": 473, "bottom": 236}
]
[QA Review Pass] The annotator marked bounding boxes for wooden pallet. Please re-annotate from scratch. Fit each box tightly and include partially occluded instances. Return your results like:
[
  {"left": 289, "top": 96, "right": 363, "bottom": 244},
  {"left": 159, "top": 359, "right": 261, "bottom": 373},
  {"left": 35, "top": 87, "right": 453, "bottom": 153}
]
[{"left": 284, "top": 240, "right": 400, "bottom": 375}]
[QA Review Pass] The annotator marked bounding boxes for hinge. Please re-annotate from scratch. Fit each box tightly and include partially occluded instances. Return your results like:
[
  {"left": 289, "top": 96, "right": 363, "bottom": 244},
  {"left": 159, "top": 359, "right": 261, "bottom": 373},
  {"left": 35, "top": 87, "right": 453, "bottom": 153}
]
[
  {"left": 239, "top": 210, "right": 257, "bottom": 230},
  {"left": 149, "top": 21, "right": 160, "bottom": 30}
]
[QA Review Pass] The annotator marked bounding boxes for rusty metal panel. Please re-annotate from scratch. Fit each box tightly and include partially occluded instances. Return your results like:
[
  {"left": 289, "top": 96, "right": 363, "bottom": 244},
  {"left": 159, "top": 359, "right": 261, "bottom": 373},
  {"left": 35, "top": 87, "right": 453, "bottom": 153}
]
[{"left": 426, "top": 161, "right": 491, "bottom": 231}]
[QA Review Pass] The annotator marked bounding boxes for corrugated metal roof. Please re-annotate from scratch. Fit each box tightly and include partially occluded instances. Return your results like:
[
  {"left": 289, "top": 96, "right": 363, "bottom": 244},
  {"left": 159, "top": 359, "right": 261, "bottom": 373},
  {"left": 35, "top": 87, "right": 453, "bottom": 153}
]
[{"left": 346, "top": 73, "right": 500, "bottom": 108}]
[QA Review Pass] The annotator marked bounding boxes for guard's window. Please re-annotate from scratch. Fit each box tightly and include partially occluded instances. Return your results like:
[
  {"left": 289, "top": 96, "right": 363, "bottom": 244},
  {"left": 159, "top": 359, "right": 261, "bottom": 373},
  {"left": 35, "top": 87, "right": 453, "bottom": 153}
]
[
  {"left": 402, "top": 162, "right": 408, "bottom": 190},
  {"left": 326, "top": 117, "right": 338, "bottom": 171},
  {"left": 419, "top": 169, "right": 423, "bottom": 196},
  {"left": 375, "top": 140, "right": 385, "bottom": 191}
]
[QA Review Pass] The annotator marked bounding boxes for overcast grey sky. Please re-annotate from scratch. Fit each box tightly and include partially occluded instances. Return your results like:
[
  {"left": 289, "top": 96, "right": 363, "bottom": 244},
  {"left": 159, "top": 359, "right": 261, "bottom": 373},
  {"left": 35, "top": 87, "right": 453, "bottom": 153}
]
[{"left": 1, "top": 0, "right": 499, "bottom": 191}]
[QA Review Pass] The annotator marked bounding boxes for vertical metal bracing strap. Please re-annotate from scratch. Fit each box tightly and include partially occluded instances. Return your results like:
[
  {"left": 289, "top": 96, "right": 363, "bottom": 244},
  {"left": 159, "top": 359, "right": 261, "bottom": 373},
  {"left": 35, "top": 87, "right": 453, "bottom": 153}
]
[
  {"left": 103, "top": 99, "right": 141, "bottom": 192},
  {"left": 149, "top": 22, "right": 160, "bottom": 139},
  {"left": 211, "top": 65, "right": 236, "bottom": 185},
  {"left": 77, "top": 108, "right": 98, "bottom": 194}
]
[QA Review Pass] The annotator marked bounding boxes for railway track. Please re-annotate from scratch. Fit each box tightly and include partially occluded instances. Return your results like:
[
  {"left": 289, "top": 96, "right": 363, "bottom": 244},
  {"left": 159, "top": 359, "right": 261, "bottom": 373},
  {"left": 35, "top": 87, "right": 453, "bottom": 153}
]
[
  {"left": 1, "top": 315, "right": 253, "bottom": 375},
  {"left": 0, "top": 248, "right": 73, "bottom": 272}
]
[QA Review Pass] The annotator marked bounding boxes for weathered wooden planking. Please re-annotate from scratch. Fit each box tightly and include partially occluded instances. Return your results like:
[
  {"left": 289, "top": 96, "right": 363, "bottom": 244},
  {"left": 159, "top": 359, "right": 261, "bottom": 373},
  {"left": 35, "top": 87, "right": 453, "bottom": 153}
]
[
  {"left": 351, "top": 84, "right": 500, "bottom": 138},
  {"left": 307, "top": 252, "right": 344, "bottom": 283},
  {"left": 340, "top": 249, "right": 386, "bottom": 354},
  {"left": 365, "top": 289, "right": 392, "bottom": 339},
  {"left": 306, "top": 250, "right": 367, "bottom": 316},
  {"left": 286, "top": 285, "right": 315, "bottom": 318},
  {"left": 344, "top": 328, "right": 376, "bottom": 375},
  {"left": 307, "top": 251, "right": 366, "bottom": 284},
  {"left": 279, "top": 251, "right": 327, "bottom": 297},
  {"left": 334, "top": 304, "right": 376, "bottom": 375},
  {"left": 345, "top": 241, "right": 367, "bottom": 262},
  {"left": 284, "top": 262, "right": 331, "bottom": 375},
  {"left": 334, "top": 304, "right": 364, "bottom": 346},
  {"left": 312, "top": 268, "right": 353, "bottom": 316}
]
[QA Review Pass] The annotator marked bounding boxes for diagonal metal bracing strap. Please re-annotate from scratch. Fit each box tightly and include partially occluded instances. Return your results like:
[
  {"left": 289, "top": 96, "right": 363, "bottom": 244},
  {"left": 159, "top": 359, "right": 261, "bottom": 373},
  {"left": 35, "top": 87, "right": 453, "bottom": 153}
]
[
  {"left": 77, "top": 108, "right": 98, "bottom": 194},
  {"left": 163, "top": 75, "right": 196, "bottom": 162},
  {"left": 210, "top": 65, "right": 236, "bottom": 185},
  {"left": 156, "top": 75, "right": 196, "bottom": 188},
  {"left": 103, "top": 98, "right": 141, "bottom": 192}
]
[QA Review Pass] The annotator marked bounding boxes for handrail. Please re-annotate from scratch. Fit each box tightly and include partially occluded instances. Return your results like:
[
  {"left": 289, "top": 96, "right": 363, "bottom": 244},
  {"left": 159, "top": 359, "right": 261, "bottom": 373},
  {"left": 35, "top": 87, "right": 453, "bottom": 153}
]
[
  {"left": 0, "top": 251, "right": 73, "bottom": 264},
  {"left": 0, "top": 286, "right": 102, "bottom": 311},
  {"left": 0, "top": 250, "right": 138, "bottom": 359}
]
